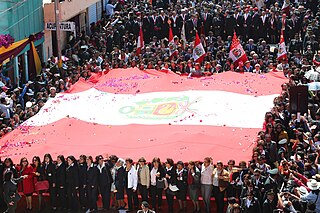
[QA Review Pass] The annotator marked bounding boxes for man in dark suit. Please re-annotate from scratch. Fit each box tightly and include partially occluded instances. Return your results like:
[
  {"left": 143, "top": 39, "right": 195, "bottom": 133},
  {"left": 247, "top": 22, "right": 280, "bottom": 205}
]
[
  {"left": 142, "top": 12, "right": 152, "bottom": 43},
  {"left": 262, "top": 190, "right": 278, "bottom": 213},
  {"left": 259, "top": 10, "right": 269, "bottom": 41},
  {"left": 156, "top": 10, "right": 169, "bottom": 39},
  {"left": 149, "top": 11, "right": 158, "bottom": 39},
  {"left": 225, "top": 10, "right": 237, "bottom": 38},
  {"left": 202, "top": 8, "right": 213, "bottom": 36},
  {"left": 96, "top": 155, "right": 113, "bottom": 210},
  {"left": 170, "top": 10, "right": 181, "bottom": 37},
  {"left": 212, "top": 12, "right": 224, "bottom": 37},
  {"left": 251, "top": 8, "right": 261, "bottom": 41},
  {"left": 234, "top": 9, "right": 244, "bottom": 37},
  {"left": 185, "top": 14, "right": 199, "bottom": 42},
  {"left": 252, "top": 169, "right": 266, "bottom": 191},
  {"left": 278, "top": 13, "right": 293, "bottom": 43},
  {"left": 241, "top": 191, "right": 261, "bottom": 213},
  {"left": 242, "top": 8, "right": 252, "bottom": 41}
]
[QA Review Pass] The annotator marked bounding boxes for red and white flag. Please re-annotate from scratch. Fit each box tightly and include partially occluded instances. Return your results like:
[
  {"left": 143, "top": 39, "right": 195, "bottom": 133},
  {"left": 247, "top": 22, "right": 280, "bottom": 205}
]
[
  {"left": 277, "top": 30, "right": 287, "bottom": 61},
  {"left": 168, "top": 27, "right": 178, "bottom": 59},
  {"left": 229, "top": 32, "right": 248, "bottom": 67},
  {"left": 0, "top": 68, "right": 287, "bottom": 163},
  {"left": 282, "top": 0, "right": 290, "bottom": 16},
  {"left": 192, "top": 32, "right": 206, "bottom": 63},
  {"left": 136, "top": 26, "right": 144, "bottom": 55}
]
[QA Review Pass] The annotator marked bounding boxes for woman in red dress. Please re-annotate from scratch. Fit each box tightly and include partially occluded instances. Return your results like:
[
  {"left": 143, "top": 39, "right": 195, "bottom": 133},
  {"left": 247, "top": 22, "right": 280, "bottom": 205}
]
[{"left": 17, "top": 157, "right": 35, "bottom": 211}]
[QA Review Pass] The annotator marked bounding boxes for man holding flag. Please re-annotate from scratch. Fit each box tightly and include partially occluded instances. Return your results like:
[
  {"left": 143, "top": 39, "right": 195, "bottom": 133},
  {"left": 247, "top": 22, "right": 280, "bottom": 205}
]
[
  {"left": 168, "top": 20, "right": 178, "bottom": 60},
  {"left": 277, "top": 30, "right": 287, "bottom": 62},
  {"left": 136, "top": 25, "right": 144, "bottom": 55},
  {"left": 229, "top": 32, "right": 248, "bottom": 68},
  {"left": 192, "top": 32, "right": 206, "bottom": 64}
]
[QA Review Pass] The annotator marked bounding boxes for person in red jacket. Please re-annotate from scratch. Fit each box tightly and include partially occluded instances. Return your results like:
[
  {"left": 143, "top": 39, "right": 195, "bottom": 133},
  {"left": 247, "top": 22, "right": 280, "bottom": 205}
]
[{"left": 17, "top": 157, "right": 35, "bottom": 211}]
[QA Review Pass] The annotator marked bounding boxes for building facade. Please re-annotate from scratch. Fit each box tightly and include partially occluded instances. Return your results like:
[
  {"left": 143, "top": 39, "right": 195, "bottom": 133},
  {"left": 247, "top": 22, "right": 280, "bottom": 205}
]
[
  {"left": 0, "top": 0, "right": 44, "bottom": 85},
  {"left": 43, "top": 0, "right": 105, "bottom": 59}
]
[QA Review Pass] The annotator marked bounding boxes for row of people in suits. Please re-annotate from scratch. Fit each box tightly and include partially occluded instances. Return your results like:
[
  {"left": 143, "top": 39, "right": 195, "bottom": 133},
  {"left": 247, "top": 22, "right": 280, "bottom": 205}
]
[{"left": 129, "top": 9, "right": 304, "bottom": 44}]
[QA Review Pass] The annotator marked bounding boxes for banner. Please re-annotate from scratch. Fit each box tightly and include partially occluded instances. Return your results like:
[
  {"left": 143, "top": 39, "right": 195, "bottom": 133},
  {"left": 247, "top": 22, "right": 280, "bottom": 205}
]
[{"left": 45, "top": 22, "right": 76, "bottom": 31}]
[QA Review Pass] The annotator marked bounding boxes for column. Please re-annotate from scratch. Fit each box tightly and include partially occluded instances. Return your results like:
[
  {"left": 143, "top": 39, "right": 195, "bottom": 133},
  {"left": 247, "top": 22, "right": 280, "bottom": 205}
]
[
  {"left": 24, "top": 52, "right": 29, "bottom": 82},
  {"left": 13, "top": 57, "right": 19, "bottom": 87}
]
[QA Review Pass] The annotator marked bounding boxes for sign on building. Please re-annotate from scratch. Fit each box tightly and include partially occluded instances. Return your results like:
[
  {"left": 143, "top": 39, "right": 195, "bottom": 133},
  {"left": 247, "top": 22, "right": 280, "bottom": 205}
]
[{"left": 45, "top": 22, "right": 75, "bottom": 31}]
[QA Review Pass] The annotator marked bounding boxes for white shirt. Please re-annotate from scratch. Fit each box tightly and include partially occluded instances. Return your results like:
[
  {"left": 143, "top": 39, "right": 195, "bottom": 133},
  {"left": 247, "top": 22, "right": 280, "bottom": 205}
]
[
  {"left": 213, "top": 170, "right": 220, "bottom": 187},
  {"left": 246, "top": 199, "right": 252, "bottom": 208},
  {"left": 97, "top": 163, "right": 105, "bottom": 173},
  {"left": 150, "top": 167, "right": 157, "bottom": 186},
  {"left": 126, "top": 166, "right": 138, "bottom": 190},
  {"left": 201, "top": 164, "right": 214, "bottom": 185}
]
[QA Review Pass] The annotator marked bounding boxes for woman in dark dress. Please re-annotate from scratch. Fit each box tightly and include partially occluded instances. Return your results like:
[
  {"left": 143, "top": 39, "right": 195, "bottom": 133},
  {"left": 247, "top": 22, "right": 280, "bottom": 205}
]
[
  {"left": 32, "top": 156, "right": 44, "bottom": 211},
  {"left": 188, "top": 161, "right": 201, "bottom": 212},
  {"left": 150, "top": 157, "right": 165, "bottom": 211},
  {"left": 114, "top": 158, "right": 126, "bottom": 210},
  {"left": 55, "top": 155, "right": 66, "bottom": 210},
  {"left": 175, "top": 161, "right": 188, "bottom": 212},
  {"left": 78, "top": 155, "right": 87, "bottom": 210},
  {"left": 165, "top": 158, "right": 176, "bottom": 213},
  {"left": 96, "top": 155, "right": 113, "bottom": 210},
  {"left": 66, "top": 155, "right": 79, "bottom": 211},
  {"left": 86, "top": 156, "right": 98, "bottom": 212},
  {"left": 43, "top": 153, "right": 57, "bottom": 210}
]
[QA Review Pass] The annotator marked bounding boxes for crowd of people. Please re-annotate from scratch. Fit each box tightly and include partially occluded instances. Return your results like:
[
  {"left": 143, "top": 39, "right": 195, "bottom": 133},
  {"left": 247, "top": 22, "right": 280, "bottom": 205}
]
[{"left": 0, "top": 0, "right": 319, "bottom": 212}]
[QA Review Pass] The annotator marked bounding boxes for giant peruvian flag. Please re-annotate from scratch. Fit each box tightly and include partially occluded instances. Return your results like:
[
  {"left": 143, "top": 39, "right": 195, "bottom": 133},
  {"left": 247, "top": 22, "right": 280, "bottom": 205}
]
[
  {"left": 277, "top": 30, "right": 287, "bottom": 61},
  {"left": 0, "top": 69, "right": 287, "bottom": 163},
  {"left": 168, "top": 26, "right": 178, "bottom": 59},
  {"left": 229, "top": 32, "right": 248, "bottom": 67},
  {"left": 136, "top": 26, "right": 144, "bottom": 55},
  {"left": 193, "top": 32, "right": 206, "bottom": 63}
]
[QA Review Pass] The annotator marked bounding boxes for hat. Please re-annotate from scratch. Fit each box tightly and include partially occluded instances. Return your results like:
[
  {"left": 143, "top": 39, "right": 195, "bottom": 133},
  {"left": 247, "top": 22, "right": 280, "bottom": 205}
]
[
  {"left": 1, "top": 86, "right": 8, "bottom": 91},
  {"left": 268, "top": 168, "right": 279, "bottom": 175},
  {"left": 312, "top": 174, "right": 320, "bottom": 181},
  {"left": 244, "top": 61, "right": 250, "bottom": 64},
  {"left": 298, "top": 186, "right": 308, "bottom": 195},
  {"left": 26, "top": 101, "right": 32, "bottom": 108},
  {"left": 141, "top": 201, "right": 149, "bottom": 208},
  {"left": 278, "top": 139, "right": 287, "bottom": 145},
  {"left": 307, "top": 179, "right": 320, "bottom": 190},
  {"left": 138, "top": 157, "right": 146, "bottom": 162}
]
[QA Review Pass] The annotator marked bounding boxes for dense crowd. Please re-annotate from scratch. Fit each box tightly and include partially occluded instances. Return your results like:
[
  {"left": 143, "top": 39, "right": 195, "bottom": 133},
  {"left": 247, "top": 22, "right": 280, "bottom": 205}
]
[{"left": 0, "top": 0, "right": 320, "bottom": 212}]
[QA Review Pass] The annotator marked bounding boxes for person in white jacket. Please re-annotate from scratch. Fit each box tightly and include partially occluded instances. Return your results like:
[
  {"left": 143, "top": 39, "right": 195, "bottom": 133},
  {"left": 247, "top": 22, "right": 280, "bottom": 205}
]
[{"left": 125, "top": 158, "right": 139, "bottom": 211}]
